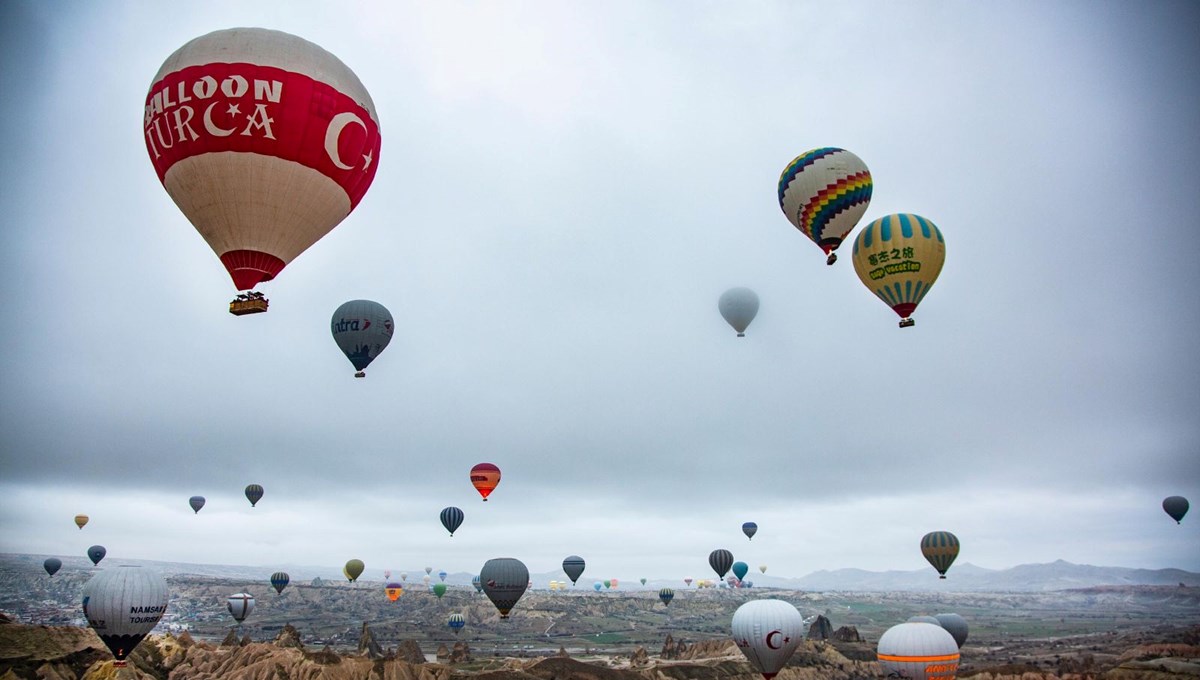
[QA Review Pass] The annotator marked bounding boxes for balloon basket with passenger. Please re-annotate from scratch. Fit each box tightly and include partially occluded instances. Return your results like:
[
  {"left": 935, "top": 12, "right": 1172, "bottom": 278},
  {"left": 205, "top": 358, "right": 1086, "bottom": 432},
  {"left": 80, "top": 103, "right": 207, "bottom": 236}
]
[{"left": 229, "top": 291, "right": 269, "bottom": 316}]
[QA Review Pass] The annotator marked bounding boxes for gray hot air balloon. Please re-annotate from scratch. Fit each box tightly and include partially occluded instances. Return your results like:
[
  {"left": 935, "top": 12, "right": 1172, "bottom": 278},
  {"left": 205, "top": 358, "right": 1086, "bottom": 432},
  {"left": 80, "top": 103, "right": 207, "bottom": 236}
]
[
  {"left": 331, "top": 299, "right": 394, "bottom": 378},
  {"left": 440, "top": 506, "right": 465, "bottom": 536},
  {"left": 88, "top": 545, "right": 107, "bottom": 566},
  {"left": 480, "top": 557, "right": 529, "bottom": 619},
  {"left": 562, "top": 555, "right": 585, "bottom": 585},
  {"left": 934, "top": 613, "right": 969, "bottom": 648},
  {"left": 1163, "top": 496, "right": 1189, "bottom": 524},
  {"left": 731, "top": 599, "right": 804, "bottom": 679},
  {"left": 709, "top": 548, "right": 734, "bottom": 578},
  {"left": 189, "top": 496, "right": 206, "bottom": 513},
  {"left": 44, "top": 558, "right": 62, "bottom": 576},
  {"left": 82, "top": 566, "right": 168, "bottom": 667},
  {"left": 245, "top": 484, "right": 263, "bottom": 507},
  {"left": 227, "top": 592, "right": 256, "bottom": 623},
  {"left": 718, "top": 287, "right": 760, "bottom": 337}
]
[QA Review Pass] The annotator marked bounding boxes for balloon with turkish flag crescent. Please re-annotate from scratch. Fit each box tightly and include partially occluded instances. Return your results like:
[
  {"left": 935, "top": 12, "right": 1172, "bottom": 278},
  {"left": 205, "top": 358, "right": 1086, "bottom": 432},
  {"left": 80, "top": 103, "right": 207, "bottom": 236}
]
[{"left": 144, "top": 28, "right": 382, "bottom": 311}]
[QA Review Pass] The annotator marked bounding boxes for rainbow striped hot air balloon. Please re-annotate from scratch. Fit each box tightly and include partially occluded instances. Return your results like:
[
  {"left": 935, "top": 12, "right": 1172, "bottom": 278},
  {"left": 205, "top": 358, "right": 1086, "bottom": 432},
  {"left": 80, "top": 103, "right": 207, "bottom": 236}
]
[
  {"left": 852, "top": 213, "right": 945, "bottom": 328},
  {"left": 778, "top": 147, "right": 873, "bottom": 265}
]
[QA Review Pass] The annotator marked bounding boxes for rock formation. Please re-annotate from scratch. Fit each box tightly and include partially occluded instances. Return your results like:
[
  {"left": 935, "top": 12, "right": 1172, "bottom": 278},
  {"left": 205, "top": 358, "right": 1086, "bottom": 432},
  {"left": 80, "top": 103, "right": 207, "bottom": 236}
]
[
  {"left": 807, "top": 614, "right": 834, "bottom": 640},
  {"left": 272, "top": 623, "right": 304, "bottom": 649},
  {"left": 357, "top": 621, "right": 382, "bottom": 659},
  {"left": 832, "top": 625, "right": 862, "bottom": 642},
  {"left": 395, "top": 639, "right": 425, "bottom": 665}
]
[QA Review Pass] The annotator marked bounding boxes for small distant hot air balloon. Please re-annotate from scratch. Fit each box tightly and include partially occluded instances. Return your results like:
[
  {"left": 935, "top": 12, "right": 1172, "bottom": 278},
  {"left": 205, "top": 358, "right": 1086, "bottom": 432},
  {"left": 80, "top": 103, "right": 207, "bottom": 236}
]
[
  {"left": 852, "top": 213, "right": 946, "bottom": 328},
  {"left": 227, "top": 592, "right": 255, "bottom": 623},
  {"left": 759, "top": 565, "right": 767, "bottom": 574},
  {"left": 603, "top": 579, "right": 612, "bottom": 589},
  {"left": 659, "top": 588, "right": 674, "bottom": 606},
  {"left": 480, "top": 557, "right": 529, "bottom": 619},
  {"left": 74, "top": 515, "right": 88, "bottom": 530},
  {"left": 593, "top": 581, "right": 602, "bottom": 592},
  {"left": 934, "top": 613, "right": 969, "bottom": 649},
  {"left": 44, "top": 558, "right": 62, "bottom": 576},
  {"left": 82, "top": 566, "right": 168, "bottom": 666},
  {"left": 611, "top": 578, "right": 619, "bottom": 589},
  {"left": 471, "top": 575, "right": 482, "bottom": 592},
  {"left": 684, "top": 577, "right": 693, "bottom": 587},
  {"left": 470, "top": 463, "right": 501, "bottom": 501},
  {"left": 877, "top": 622, "right": 960, "bottom": 679},
  {"left": 189, "top": 496, "right": 206, "bottom": 513},
  {"left": 440, "top": 506, "right": 465, "bottom": 536},
  {"left": 709, "top": 549, "right": 734, "bottom": 578},
  {"left": 731, "top": 599, "right": 805, "bottom": 679},
  {"left": 433, "top": 583, "right": 448, "bottom": 599},
  {"left": 920, "top": 531, "right": 960, "bottom": 579},
  {"left": 245, "top": 484, "right": 264, "bottom": 507},
  {"left": 145, "top": 28, "right": 382, "bottom": 313},
  {"left": 1163, "top": 496, "right": 1190, "bottom": 524},
  {"left": 425, "top": 566, "right": 433, "bottom": 575},
  {"left": 640, "top": 577, "right": 647, "bottom": 586},
  {"left": 562, "top": 555, "right": 585, "bottom": 585},
  {"left": 385, "top": 582, "right": 403, "bottom": 601},
  {"left": 270, "top": 571, "right": 290, "bottom": 594},
  {"left": 778, "top": 147, "right": 873, "bottom": 265},
  {"left": 732, "top": 562, "right": 749, "bottom": 582},
  {"left": 384, "top": 570, "right": 391, "bottom": 579},
  {"left": 742, "top": 522, "right": 758, "bottom": 540},
  {"left": 88, "top": 545, "right": 106, "bottom": 566},
  {"left": 438, "top": 570, "right": 448, "bottom": 582},
  {"left": 448, "top": 612, "right": 466, "bottom": 635},
  {"left": 422, "top": 574, "right": 431, "bottom": 585},
  {"left": 401, "top": 572, "right": 409, "bottom": 582},
  {"left": 331, "top": 300, "right": 394, "bottom": 377},
  {"left": 718, "top": 288, "right": 760, "bottom": 337},
  {"left": 345, "top": 559, "right": 365, "bottom": 582}
]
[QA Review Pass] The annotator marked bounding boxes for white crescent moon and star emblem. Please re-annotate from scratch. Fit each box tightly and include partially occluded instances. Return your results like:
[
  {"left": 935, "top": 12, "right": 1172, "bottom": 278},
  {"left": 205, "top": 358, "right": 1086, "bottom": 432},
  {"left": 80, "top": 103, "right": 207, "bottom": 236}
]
[
  {"left": 765, "top": 630, "right": 784, "bottom": 649},
  {"left": 324, "top": 111, "right": 369, "bottom": 170},
  {"left": 203, "top": 102, "right": 236, "bottom": 137}
]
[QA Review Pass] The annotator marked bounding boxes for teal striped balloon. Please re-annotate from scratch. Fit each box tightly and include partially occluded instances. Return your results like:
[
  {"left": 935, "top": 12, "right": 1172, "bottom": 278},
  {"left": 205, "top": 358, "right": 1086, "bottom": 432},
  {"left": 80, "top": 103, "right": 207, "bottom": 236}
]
[{"left": 920, "top": 531, "right": 959, "bottom": 578}]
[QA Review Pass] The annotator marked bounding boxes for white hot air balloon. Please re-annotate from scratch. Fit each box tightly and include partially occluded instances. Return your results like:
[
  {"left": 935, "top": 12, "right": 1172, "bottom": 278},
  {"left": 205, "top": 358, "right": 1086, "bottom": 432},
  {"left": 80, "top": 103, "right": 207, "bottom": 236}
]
[
  {"left": 731, "top": 599, "right": 804, "bottom": 679},
  {"left": 718, "top": 287, "right": 760, "bottom": 337},
  {"left": 227, "top": 592, "right": 256, "bottom": 623},
  {"left": 877, "top": 622, "right": 960, "bottom": 679},
  {"left": 82, "top": 566, "right": 169, "bottom": 667}
]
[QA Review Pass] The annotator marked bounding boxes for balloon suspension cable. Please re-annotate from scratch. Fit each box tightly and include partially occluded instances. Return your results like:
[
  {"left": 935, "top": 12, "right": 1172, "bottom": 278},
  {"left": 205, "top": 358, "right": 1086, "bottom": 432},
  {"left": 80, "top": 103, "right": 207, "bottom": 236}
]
[
  {"left": 899, "top": 318, "right": 915, "bottom": 328},
  {"left": 826, "top": 252, "right": 837, "bottom": 265}
]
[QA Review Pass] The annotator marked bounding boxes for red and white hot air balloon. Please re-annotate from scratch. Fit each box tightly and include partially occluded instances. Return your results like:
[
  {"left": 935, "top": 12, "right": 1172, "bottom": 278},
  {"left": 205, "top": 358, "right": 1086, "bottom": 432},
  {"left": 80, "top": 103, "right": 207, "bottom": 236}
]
[{"left": 144, "top": 28, "right": 382, "bottom": 314}]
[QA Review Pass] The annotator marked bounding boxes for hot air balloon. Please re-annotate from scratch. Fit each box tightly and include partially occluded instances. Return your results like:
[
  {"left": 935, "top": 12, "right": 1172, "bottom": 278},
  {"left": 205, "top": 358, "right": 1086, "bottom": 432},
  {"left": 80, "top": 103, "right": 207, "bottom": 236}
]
[
  {"left": 611, "top": 578, "right": 619, "bottom": 589},
  {"left": 345, "top": 559, "right": 364, "bottom": 582},
  {"left": 438, "top": 570, "right": 448, "bottom": 582},
  {"left": 470, "top": 463, "right": 501, "bottom": 501},
  {"left": 603, "top": 579, "right": 611, "bottom": 589},
  {"left": 88, "top": 545, "right": 106, "bottom": 566},
  {"left": 471, "top": 575, "right": 481, "bottom": 592},
  {"left": 640, "top": 577, "right": 647, "bottom": 586},
  {"left": 385, "top": 582, "right": 403, "bottom": 601},
  {"left": 778, "top": 147, "right": 873, "bottom": 265},
  {"left": 934, "top": 613, "right": 969, "bottom": 649},
  {"left": 331, "top": 300, "right": 394, "bottom": 377},
  {"left": 852, "top": 213, "right": 946, "bottom": 328},
  {"left": 188, "top": 496, "right": 205, "bottom": 513},
  {"left": 759, "top": 565, "right": 767, "bottom": 574},
  {"left": 74, "top": 515, "right": 88, "bottom": 529},
  {"left": 145, "top": 28, "right": 382, "bottom": 314},
  {"left": 227, "top": 592, "right": 255, "bottom": 623},
  {"left": 401, "top": 572, "right": 409, "bottom": 582},
  {"left": 718, "top": 288, "right": 760, "bottom": 337},
  {"left": 562, "top": 555, "right": 585, "bottom": 585},
  {"left": 1164, "top": 496, "right": 1190, "bottom": 524},
  {"left": 384, "top": 570, "right": 391, "bottom": 579},
  {"left": 684, "top": 577, "right": 693, "bottom": 587},
  {"left": 731, "top": 599, "right": 805, "bottom": 679},
  {"left": 422, "top": 574, "right": 431, "bottom": 585},
  {"left": 82, "top": 566, "right": 168, "bottom": 667},
  {"left": 44, "top": 558, "right": 62, "bottom": 576},
  {"left": 440, "top": 506, "right": 464, "bottom": 536},
  {"left": 732, "top": 562, "right": 749, "bottom": 582},
  {"left": 709, "top": 549, "right": 734, "bottom": 578},
  {"left": 425, "top": 566, "right": 433, "bottom": 575},
  {"left": 244, "top": 484, "right": 264, "bottom": 507},
  {"left": 593, "top": 581, "right": 602, "bottom": 592},
  {"left": 742, "top": 522, "right": 758, "bottom": 540},
  {"left": 877, "top": 622, "right": 960, "bottom": 679},
  {"left": 433, "top": 583, "right": 448, "bottom": 599},
  {"left": 480, "top": 557, "right": 529, "bottom": 619},
  {"left": 448, "top": 612, "right": 466, "bottom": 635},
  {"left": 659, "top": 588, "right": 674, "bottom": 606},
  {"left": 270, "top": 571, "right": 290, "bottom": 594},
  {"left": 920, "top": 531, "right": 959, "bottom": 579}
]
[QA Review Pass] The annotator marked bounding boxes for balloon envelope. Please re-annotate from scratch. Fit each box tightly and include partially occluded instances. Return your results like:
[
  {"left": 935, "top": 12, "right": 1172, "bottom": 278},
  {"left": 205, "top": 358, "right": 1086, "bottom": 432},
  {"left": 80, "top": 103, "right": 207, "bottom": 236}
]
[
  {"left": 87, "top": 545, "right": 106, "bottom": 566},
  {"left": 920, "top": 531, "right": 960, "bottom": 578},
  {"left": 934, "top": 613, "right": 969, "bottom": 649},
  {"left": 448, "top": 612, "right": 466, "bottom": 634},
  {"left": 731, "top": 599, "right": 805, "bottom": 679},
  {"left": 709, "top": 549, "right": 734, "bottom": 578},
  {"left": 719, "top": 288, "right": 760, "bottom": 337},
  {"left": 593, "top": 582, "right": 602, "bottom": 591},
  {"left": 470, "top": 463, "right": 501, "bottom": 500},
  {"left": 245, "top": 484, "right": 264, "bottom": 507},
  {"left": 732, "top": 561, "right": 749, "bottom": 581},
  {"left": 331, "top": 300, "right": 394, "bottom": 376},
  {"left": 438, "top": 570, "right": 448, "bottom": 582},
  {"left": 227, "top": 592, "right": 255, "bottom": 622},
  {"left": 385, "top": 583, "right": 403, "bottom": 601},
  {"left": 74, "top": 515, "right": 88, "bottom": 529},
  {"left": 270, "top": 571, "right": 290, "bottom": 594},
  {"left": 659, "top": 588, "right": 674, "bottom": 606},
  {"left": 1164, "top": 496, "right": 1189, "bottom": 524},
  {"left": 44, "top": 558, "right": 62, "bottom": 576},
  {"left": 480, "top": 557, "right": 529, "bottom": 618},
  {"left": 82, "top": 566, "right": 168, "bottom": 665},
  {"left": 778, "top": 147, "right": 873, "bottom": 262},
  {"left": 433, "top": 583, "right": 447, "bottom": 599},
  {"left": 851, "top": 213, "right": 946, "bottom": 327},
  {"left": 471, "top": 575, "right": 481, "bottom": 592},
  {"left": 345, "top": 559, "right": 365, "bottom": 582},
  {"left": 562, "top": 555, "right": 585, "bottom": 584},
  {"left": 877, "top": 622, "right": 960, "bottom": 680},
  {"left": 188, "top": 496, "right": 205, "bottom": 513},
  {"left": 145, "top": 28, "right": 382, "bottom": 293},
  {"left": 440, "top": 506, "right": 464, "bottom": 536}
]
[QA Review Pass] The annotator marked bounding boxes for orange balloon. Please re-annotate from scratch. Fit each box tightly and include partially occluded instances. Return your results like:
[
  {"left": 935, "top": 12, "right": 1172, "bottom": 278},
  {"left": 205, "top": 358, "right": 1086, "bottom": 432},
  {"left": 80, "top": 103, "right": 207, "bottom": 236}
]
[{"left": 470, "top": 463, "right": 501, "bottom": 501}]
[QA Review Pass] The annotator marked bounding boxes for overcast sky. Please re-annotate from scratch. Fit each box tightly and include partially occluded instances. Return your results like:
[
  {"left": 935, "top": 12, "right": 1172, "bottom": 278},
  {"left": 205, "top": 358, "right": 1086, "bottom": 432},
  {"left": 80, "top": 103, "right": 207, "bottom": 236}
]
[{"left": 1, "top": 1, "right": 1197, "bottom": 584}]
